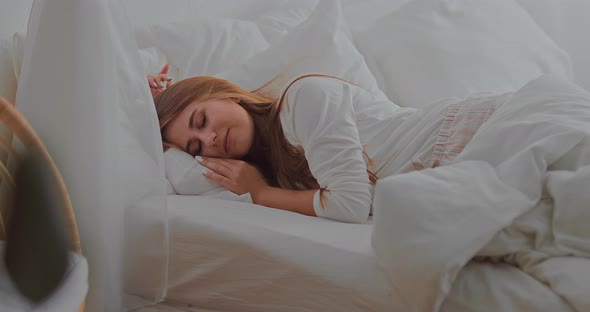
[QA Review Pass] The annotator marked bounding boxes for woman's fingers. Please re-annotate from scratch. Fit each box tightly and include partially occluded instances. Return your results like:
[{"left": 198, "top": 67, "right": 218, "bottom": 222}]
[
  {"left": 147, "top": 76, "right": 158, "bottom": 88},
  {"left": 200, "top": 158, "right": 267, "bottom": 196},
  {"left": 199, "top": 158, "right": 235, "bottom": 178},
  {"left": 156, "top": 74, "right": 173, "bottom": 88},
  {"left": 148, "top": 66, "right": 174, "bottom": 91},
  {"left": 159, "top": 63, "right": 170, "bottom": 75},
  {"left": 154, "top": 76, "right": 163, "bottom": 89},
  {"left": 202, "top": 170, "right": 233, "bottom": 189}
]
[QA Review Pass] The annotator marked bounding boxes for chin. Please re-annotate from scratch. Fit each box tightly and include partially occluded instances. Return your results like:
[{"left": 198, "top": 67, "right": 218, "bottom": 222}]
[{"left": 236, "top": 150, "right": 249, "bottom": 160}]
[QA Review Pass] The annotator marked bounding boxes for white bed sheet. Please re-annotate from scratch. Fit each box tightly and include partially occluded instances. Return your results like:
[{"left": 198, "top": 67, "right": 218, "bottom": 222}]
[{"left": 125, "top": 195, "right": 573, "bottom": 312}]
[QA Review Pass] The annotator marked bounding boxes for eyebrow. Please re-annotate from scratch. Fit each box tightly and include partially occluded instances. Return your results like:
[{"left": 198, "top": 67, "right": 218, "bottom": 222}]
[{"left": 188, "top": 109, "right": 197, "bottom": 129}]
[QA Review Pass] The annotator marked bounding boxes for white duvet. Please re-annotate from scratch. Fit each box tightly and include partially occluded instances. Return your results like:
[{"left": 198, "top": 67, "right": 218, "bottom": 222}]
[{"left": 372, "top": 75, "right": 590, "bottom": 312}]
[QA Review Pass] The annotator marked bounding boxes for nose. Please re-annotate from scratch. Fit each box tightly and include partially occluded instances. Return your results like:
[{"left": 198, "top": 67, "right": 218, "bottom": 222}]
[{"left": 201, "top": 130, "right": 217, "bottom": 147}]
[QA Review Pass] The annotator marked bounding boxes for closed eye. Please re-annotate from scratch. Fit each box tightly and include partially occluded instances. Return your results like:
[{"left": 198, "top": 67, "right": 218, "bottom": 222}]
[
  {"left": 187, "top": 138, "right": 200, "bottom": 156},
  {"left": 186, "top": 110, "right": 206, "bottom": 155}
]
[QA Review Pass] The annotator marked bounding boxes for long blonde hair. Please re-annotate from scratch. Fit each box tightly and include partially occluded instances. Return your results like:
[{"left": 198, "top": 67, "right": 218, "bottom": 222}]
[{"left": 153, "top": 75, "right": 377, "bottom": 197}]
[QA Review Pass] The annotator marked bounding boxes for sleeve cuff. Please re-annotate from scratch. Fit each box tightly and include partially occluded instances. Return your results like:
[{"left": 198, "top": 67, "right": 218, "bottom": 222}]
[{"left": 312, "top": 189, "right": 324, "bottom": 218}]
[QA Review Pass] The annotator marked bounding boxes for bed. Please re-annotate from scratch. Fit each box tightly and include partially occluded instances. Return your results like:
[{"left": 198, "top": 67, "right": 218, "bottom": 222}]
[
  {"left": 122, "top": 195, "right": 576, "bottom": 312},
  {"left": 1, "top": 0, "right": 590, "bottom": 311}
]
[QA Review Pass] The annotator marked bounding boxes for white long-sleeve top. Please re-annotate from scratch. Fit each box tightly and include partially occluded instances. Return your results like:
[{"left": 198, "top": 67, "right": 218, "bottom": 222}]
[{"left": 279, "top": 76, "right": 451, "bottom": 223}]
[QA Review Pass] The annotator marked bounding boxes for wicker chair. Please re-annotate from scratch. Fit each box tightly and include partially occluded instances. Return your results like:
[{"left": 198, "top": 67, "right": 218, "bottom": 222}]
[{"left": 0, "top": 96, "right": 84, "bottom": 311}]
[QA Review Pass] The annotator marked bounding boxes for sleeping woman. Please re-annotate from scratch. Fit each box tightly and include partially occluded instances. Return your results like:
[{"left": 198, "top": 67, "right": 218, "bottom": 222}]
[{"left": 148, "top": 66, "right": 590, "bottom": 224}]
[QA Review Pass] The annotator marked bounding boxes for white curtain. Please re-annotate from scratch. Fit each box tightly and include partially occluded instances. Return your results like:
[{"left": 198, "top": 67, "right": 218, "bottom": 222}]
[{"left": 15, "top": 0, "right": 168, "bottom": 310}]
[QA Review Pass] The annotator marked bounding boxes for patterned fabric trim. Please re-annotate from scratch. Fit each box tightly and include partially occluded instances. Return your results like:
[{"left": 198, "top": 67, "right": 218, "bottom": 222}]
[{"left": 410, "top": 94, "right": 497, "bottom": 172}]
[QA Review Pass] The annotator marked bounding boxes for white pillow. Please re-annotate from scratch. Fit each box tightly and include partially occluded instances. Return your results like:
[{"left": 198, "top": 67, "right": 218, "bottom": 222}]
[
  {"left": 216, "top": 0, "right": 388, "bottom": 102},
  {"left": 254, "top": 0, "right": 317, "bottom": 43},
  {"left": 135, "top": 17, "right": 269, "bottom": 79},
  {"left": 138, "top": 47, "right": 168, "bottom": 75},
  {"left": 8, "top": 31, "right": 167, "bottom": 80},
  {"left": 341, "top": 0, "right": 412, "bottom": 34},
  {"left": 164, "top": 148, "right": 224, "bottom": 195},
  {"left": 164, "top": 149, "right": 254, "bottom": 203},
  {"left": 356, "top": 0, "right": 573, "bottom": 108}
]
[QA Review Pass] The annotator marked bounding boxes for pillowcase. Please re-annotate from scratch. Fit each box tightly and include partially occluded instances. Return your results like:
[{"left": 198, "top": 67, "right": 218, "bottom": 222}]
[
  {"left": 164, "top": 148, "right": 254, "bottom": 203},
  {"left": 355, "top": 0, "right": 573, "bottom": 108},
  {"left": 216, "top": 0, "right": 389, "bottom": 102},
  {"left": 135, "top": 17, "right": 269, "bottom": 79},
  {"left": 164, "top": 148, "right": 224, "bottom": 195}
]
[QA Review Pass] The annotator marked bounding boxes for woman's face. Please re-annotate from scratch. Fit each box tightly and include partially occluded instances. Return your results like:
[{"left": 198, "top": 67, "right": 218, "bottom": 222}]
[{"left": 163, "top": 98, "right": 255, "bottom": 159}]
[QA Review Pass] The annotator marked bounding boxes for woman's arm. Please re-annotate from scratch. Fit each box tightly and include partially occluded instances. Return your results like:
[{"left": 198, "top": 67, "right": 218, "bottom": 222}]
[
  {"left": 279, "top": 76, "right": 373, "bottom": 223},
  {"left": 199, "top": 157, "right": 317, "bottom": 216},
  {"left": 251, "top": 187, "right": 317, "bottom": 217},
  {"left": 200, "top": 76, "right": 372, "bottom": 223}
]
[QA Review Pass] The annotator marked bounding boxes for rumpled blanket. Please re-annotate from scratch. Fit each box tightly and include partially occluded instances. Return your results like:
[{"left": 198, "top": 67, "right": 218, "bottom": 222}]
[{"left": 372, "top": 75, "right": 590, "bottom": 312}]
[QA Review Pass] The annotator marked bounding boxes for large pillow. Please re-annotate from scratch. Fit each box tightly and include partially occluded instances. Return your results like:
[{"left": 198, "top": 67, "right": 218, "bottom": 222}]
[
  {"left": 8, "top": 31, "right": 168, "bottom": 79},
  {"left": 137, "top": 47, "right": 167, "bottom": 75},
  {"left": 164, "top": 148, "right": 254, "bottom": 203},
  {"left": 216, "top": 0, "right": 389, "bottom": 102},
  {"left": 356, "top": 0, "right": 573, "bottom": 108},
  {"left": 124, "top": 0, "right": 314, "bottom": 28},
  {"left": 341, "top": 0, "right": 412, "bottom": 34},
  {"left": 135, "top": 17, "right": 269, "bottom": 79},
  {"left": 253, "top": 0, "right": 317, "bottom": 43}
]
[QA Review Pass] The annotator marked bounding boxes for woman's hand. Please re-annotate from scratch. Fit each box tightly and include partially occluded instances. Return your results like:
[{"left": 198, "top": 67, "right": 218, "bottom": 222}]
[
  {"left": 199, "top": 158, "right": 269, "bottom": 196},
  {"left": 148, "top": 64, "right": 173, "bottom": 97}
]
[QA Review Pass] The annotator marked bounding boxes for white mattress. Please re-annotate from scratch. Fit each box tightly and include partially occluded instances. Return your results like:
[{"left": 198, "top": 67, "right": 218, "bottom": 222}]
[
  {"left": 161, "top": 195, "right": 397, "bottom": 311},
  {"left": 125, "top": 195, "right": 573, "bottom": 312}
]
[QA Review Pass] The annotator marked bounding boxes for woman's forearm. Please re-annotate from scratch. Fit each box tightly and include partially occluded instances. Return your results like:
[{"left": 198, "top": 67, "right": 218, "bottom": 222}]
[{"left": 251, "top": 186, "right": 318, "bottom": 217}]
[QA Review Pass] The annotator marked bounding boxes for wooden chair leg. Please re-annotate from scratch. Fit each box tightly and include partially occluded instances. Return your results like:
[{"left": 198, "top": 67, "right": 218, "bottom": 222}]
[{"left": 77, "top": 299, "right": 86, "bottom": 312}]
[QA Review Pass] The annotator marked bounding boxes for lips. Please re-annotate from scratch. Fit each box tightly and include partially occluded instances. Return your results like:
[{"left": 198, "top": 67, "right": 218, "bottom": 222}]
[{"left": 225, "top": 129, "right": 230, "bottom": 154}]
